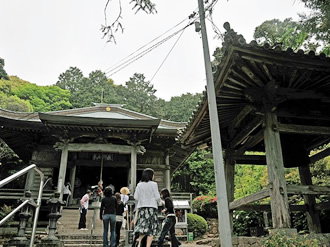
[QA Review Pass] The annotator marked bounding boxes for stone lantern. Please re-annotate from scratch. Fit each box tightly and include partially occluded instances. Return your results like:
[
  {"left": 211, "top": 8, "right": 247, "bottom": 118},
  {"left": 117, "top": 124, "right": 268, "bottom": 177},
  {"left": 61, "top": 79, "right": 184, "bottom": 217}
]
[{"left": 37, "top": 192, "right": 65, "bottom": 247}]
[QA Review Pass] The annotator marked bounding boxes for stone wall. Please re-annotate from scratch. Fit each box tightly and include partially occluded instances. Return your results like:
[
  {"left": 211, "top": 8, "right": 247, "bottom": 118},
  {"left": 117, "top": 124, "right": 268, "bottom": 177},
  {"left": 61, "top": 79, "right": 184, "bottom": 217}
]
[{"left": 198, "top": 218, "right": 330, "bottom": 247}]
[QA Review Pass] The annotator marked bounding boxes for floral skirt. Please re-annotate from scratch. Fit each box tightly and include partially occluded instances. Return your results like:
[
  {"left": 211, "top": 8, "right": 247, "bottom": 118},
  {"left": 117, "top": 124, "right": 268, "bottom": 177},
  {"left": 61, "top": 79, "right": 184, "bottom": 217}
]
[{"left": 133, "top": 207, "right": 159, "bottom": 236}]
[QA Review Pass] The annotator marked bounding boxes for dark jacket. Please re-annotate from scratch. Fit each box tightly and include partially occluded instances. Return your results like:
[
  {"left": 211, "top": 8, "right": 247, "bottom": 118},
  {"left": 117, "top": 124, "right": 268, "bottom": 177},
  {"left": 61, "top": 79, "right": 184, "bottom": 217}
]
[
  {"left": 100, "top": 196, "right": 117, "bottom": 219},
  {"left": 116, "top": 200, "right": 125, "bottom": 216},
  {"left": 164, "top": 197, "right": 174, "bottom": 215}
]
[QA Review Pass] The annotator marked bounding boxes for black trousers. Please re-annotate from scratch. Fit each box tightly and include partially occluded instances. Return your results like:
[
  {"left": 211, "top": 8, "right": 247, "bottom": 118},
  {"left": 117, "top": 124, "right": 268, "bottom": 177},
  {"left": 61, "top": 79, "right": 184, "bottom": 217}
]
[
  {"left": 116, "top": 221, "right": 122, "bottom": 246},
  {"left": 78, "top": 208, "right": 87, "bottom": 229}
]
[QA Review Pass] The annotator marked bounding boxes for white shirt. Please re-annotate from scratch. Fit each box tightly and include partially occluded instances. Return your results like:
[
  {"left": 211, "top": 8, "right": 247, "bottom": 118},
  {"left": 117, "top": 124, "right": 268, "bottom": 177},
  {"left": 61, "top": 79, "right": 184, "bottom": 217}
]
[
  {"left": 134, "top": 181, "right": 161, "bottom": 209},
  {"left": 121, "top": 194, "right": 129, "bottom": 211}
]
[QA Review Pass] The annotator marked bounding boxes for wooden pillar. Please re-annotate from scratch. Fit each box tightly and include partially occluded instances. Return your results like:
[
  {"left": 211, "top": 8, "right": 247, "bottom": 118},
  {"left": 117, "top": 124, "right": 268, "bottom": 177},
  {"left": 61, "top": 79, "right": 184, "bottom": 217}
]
[
  {"left": 224, "top": 157, "right": 235, "bottom": 232},
  {"left": 264, "top": 111, "right": 291, "bottom": 228},
  {"left": 165, "top": 153, "right": 171, "bottom": 191},
  {"left": 298, "top": 165, "right": 321, "bottom": 233},
  {"left": 25, "top": 169, "right": 35, "bottom": 191},
  {"left": 57, "top": 144, "right": 68, "bottom": 200},
  {"left": 130, "top": 145, "right": 137, "bottom": 195},
  {"left": 69, "top": 165, "right": 76, "bottom": 205}
]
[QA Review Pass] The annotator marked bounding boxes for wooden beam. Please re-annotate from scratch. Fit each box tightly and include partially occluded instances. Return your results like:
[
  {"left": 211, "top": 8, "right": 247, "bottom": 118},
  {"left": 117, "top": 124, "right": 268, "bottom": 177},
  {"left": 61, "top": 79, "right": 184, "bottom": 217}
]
[
  {"left": 229, "top": 188, "right": 270, "bottom": 210},
  {"left": 232, "top": 203, "right": 330, "bottom": 212},
  {"left": 232, "top": 155, "right": 266, "bottom": 165},
  {"left": 231, "top": 105, "right": 256, "bottom": 130},
  {"left": 236, "top": 129, "right": 264, "bottom": 155},
  {"left": 65, "top": 143, "right": 136, "bottom": 154},
  {"left": 230, "top": 116, "right": 263, "bottom": 148},
  {"left": 278, "top": 123, "right": 330, "bottom": 135},
  {"left": 310, "top": 148, "right": 330, "bottom": 163},
  {"left": 287, "top": 184, "right": 330, "bottom": 195}
]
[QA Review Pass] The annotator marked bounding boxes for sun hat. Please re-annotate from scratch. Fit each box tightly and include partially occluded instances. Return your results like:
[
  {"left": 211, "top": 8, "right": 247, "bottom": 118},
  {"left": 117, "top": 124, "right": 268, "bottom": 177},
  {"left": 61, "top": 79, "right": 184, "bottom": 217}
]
[{"left": 120, "top": 187, "right": 129, "bottom": 195}]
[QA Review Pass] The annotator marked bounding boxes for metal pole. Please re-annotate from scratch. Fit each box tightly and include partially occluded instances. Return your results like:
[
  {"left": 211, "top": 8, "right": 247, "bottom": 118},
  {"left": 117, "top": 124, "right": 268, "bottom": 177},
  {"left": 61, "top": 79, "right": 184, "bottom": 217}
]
[
  {"left": 197, "top": 0, "right": 232, "bottom": 246},
  {"left": 30, "top": 166, "right": 44, "bottom": 247},
  {"left": 0, "top": 200, "right": 30, "bottom": 226},
  {"left": 0, "top": 164, "right": 36, "bottom": 188}
]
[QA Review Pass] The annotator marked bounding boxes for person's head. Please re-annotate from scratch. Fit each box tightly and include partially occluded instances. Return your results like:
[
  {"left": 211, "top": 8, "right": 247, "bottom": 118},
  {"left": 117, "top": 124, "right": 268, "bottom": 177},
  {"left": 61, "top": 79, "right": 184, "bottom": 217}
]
[
  {"left": 115, "top": 192, "right": 121, "bottom": 202},
  {"left": 86, "top": 189, "right": 92, "bottom": 196},
  {"left": 160, "top": 188, "right": 170, "bottom": 199},
  {"left": 141, "top": 168, "right": 154, "bottom": 182},
  {"left": 104, "top": 187, "right": 113, "bottom": 197}
]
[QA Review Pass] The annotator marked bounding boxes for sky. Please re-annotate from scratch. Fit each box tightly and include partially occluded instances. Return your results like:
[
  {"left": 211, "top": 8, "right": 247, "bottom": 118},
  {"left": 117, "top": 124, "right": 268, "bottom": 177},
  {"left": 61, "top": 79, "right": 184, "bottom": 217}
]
[{"left": 0, "top": 0, "right": 309, "bottom": 101}]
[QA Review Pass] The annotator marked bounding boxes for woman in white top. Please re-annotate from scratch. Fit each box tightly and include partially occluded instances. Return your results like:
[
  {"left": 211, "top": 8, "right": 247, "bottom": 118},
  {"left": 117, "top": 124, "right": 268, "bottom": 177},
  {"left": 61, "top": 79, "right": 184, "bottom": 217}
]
[{"left": 134, "top": 168, "right": 161, "bottom": 247}]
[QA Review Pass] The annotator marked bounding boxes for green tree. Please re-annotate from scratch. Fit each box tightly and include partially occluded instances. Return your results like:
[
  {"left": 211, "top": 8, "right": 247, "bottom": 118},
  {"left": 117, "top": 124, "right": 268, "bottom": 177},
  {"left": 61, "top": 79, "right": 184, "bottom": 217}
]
[
  {"left": 56, "top": 67, "right": 85, "bottom": 93},
  {"left": 163, "top": 93, "right": 201, "bottom": 122},
  {"left": 253, "top": 18, "right": 310, "bottom": 51},
  {"left": 299, "top": 0, "right": 330, "bottom": 54},
  {"left": 0, "top": 92, "right": 33, "bottom": 112},
  {"left": 0, "top": 58, "right": 9, "bottom": 80},
  {"left": 14, "top": 83, "right": 71, "bottom": 112},
  {"left": 171, "top": 148, "right": 216, "bottom": 195},
  {"left": 117, "top": 73, "right": 159, "bottom": 116}
]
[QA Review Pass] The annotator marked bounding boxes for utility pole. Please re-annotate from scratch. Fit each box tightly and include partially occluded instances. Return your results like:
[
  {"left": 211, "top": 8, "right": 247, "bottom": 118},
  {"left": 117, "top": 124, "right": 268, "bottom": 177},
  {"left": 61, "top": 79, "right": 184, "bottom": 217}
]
[{"left": 197, "top": 0, "right": 232, "bottom": 246}]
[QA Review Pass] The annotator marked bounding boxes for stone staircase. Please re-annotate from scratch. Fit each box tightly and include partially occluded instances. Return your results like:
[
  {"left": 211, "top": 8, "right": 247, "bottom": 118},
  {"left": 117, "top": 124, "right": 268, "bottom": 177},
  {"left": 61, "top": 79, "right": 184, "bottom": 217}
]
[{"left": 58, "top": 207, "right": 124, "bottom": 247}]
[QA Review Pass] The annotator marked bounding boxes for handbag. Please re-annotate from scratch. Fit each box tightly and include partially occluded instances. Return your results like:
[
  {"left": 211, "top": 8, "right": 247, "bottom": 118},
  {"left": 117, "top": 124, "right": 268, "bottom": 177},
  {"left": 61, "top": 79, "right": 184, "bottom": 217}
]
[{"left": 116, "top": 215, "right": 123, "bottom": 222}]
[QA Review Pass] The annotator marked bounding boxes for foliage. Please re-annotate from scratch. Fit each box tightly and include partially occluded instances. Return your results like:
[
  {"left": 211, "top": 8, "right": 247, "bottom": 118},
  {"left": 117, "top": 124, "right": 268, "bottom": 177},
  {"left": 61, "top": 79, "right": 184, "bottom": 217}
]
[
  {"left": 192, "top": 195, "right": 217, "bottom": 218},
  {"left": 14, "top": 83, "right": 72, "bottom": 112},
  {"left": 163, "top": 93, "right": 201, "bottom": 122},
  {"left": 102, "top": 0, "right": 156, "bottom": 43},
  {"left": 235, "top": 163, "right": 267, "bottom": 199},
  {"left": 0, "top": 139, "right": 18, "bottom": 162},
  {"left": 171, "top": 148, "right": 215, "bottom": 195},
  {"left": 0, "top": 58, "right": 9, "bottom": 80},
  {"left": 187, "top": 213, "right": 208, "bottom": 238},
  {"left": 253, "top": 18, "right": 311, "bottom": 51},
  {"left": 299, "top": 0, "right": 330, "bottom": 54},
  {"left": 233, "top": 210, "right": 264, "bottom": 236},
  {"left": 0, "top": 92, "right": 33, "bottom": 112},
  {"left": 262, "top": 232, "right": 320, "bottom": 247},
  {"left": 0, "top": 204, "right": 14, "bottom": 226},
  {"left": 116, "top": 73, "right": 160, "bottom": 117}
]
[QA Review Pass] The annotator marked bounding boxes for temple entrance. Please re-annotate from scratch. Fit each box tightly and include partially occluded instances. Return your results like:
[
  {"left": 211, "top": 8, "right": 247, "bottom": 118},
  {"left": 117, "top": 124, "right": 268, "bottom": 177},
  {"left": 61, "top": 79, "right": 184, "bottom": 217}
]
[{"left": 73, "top": 166, "right": 128, "bottom": 199}]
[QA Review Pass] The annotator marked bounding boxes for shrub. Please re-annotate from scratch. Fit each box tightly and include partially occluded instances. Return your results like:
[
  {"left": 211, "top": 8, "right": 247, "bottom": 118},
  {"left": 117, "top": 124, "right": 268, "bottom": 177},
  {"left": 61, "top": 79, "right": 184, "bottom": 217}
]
[
  {"left": 187, "top": 213, "right": 208, "bottom": 238},
  {"left": 262, "top": 232, "right": 320, "bottom": 247},
  {"left": 233, "top": 210, "right": 264, "bottom": 236},
  {"left": 0, "top": 204, "right": 14, "bottom": 226},
  {"left": 192, "top": 195, "right": 217, "bottom": 218}
]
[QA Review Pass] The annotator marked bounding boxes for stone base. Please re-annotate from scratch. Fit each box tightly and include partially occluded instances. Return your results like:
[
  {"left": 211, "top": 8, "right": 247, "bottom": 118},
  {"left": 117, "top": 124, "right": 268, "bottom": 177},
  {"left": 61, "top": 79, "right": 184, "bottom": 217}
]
[
  {"left": 5, "top": 239, "right": 29, "bottom": 247},
  {"left": 36, "top": 239, "right": 64, "bottom": 247}
]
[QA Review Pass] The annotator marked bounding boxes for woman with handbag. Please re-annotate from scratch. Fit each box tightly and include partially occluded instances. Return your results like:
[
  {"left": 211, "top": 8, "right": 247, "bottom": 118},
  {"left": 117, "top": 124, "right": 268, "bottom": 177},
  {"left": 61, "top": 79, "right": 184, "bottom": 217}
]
[{"left": 134, "top": 168, "right": 161, "bottom": 247}]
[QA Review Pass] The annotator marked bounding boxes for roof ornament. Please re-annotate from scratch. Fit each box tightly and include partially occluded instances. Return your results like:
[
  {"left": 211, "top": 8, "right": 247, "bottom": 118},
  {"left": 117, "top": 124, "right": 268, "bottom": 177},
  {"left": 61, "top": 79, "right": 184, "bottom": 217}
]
[{"left": 222, "top": 22, "right": 246, "bottom": 53}]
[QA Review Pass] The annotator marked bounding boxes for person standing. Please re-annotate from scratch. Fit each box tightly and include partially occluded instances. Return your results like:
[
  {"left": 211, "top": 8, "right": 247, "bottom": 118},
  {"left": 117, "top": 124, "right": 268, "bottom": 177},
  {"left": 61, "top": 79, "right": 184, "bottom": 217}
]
[
  {"left": 115, "top": 192, "right": 125, "bottom": 247},
  {"left": 100, "top": 187, "right": 118, "bottom": 247},
  {"left": 157, "top": 188, "right": 181, "bottom": 247},
  {"left": 63, "top": 182, "right": 71, "bottom": 206},
  {"left": 134, "top": 168, "right": 161, "bottom": 247},
  {"left": 78, "top": 189, "right": 92, "bottom": 230}
]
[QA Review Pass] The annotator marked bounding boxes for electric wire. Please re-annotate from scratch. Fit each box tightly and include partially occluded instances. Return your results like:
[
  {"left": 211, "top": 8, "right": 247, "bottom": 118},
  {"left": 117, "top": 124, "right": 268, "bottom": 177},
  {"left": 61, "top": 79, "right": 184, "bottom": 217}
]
[
  {"left": 150, "top": 27, "right": 186, "bottom": 82},
  {"left": 106, "top": 16, "right": 199, "bottom": 77},
  {"left": 104, "top": 18, "right": 190, "bottom": 74},
  {"left": 104, "top": 1, "right": 219, "bottom": 78}
]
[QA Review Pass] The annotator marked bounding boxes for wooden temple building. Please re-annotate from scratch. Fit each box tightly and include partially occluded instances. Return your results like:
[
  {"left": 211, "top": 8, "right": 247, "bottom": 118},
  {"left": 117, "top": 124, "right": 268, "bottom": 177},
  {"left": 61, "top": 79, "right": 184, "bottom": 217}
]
[
  {"left": 177, "top": 23, "right": 330, "bottom": 233},
  {"left": 0, "top": 104, "right": 187, "bottom": 202}
]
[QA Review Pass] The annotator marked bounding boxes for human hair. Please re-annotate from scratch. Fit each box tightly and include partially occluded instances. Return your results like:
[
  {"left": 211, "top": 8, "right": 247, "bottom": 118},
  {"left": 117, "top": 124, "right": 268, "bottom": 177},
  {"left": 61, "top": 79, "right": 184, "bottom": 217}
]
[
  {"left": 141, "top": 168, "right": 154, "bottom": 182},
  {"left": 86, "top": 189, "right": 92, "bottom": 194},
  {"left": 104, "top": 187, "right": 113, "bottom": 197},
  {"left": 115, "top": 192, "right": 121, "bottom": 203},
  {"left": 160, "top": 188, "right": 170, "bottom": 199}
]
